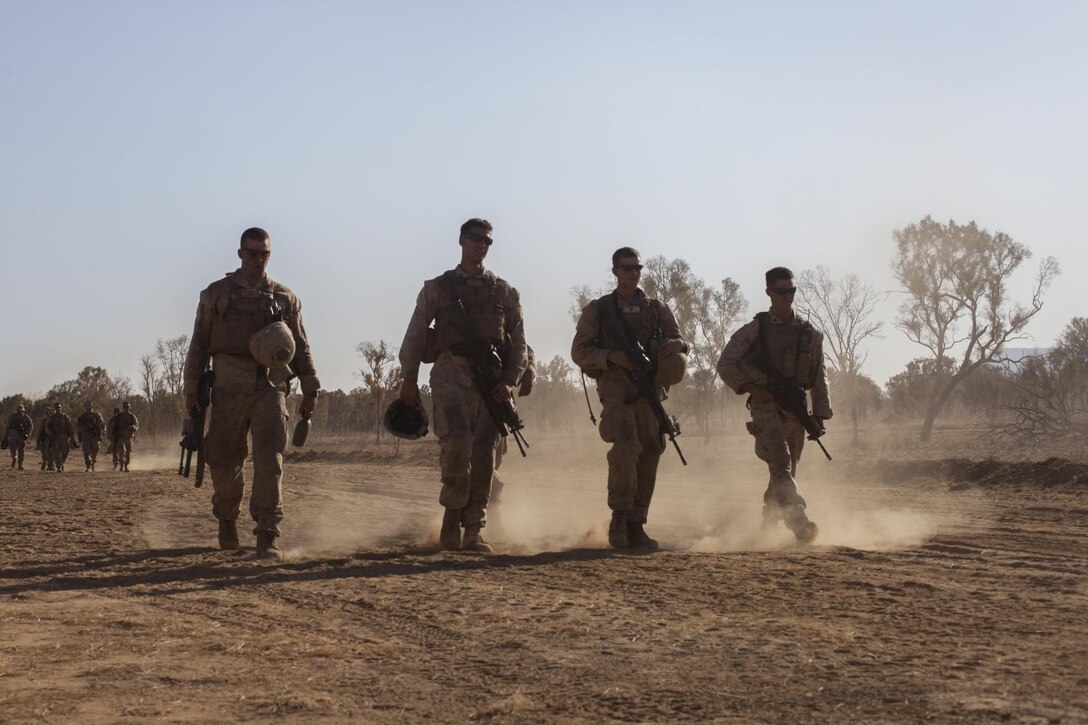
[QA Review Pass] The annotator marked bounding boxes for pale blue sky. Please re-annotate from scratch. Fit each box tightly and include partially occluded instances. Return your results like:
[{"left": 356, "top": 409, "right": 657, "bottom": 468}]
[{"left": 2, "top": 1, "right": 1084, "bottom": 397}]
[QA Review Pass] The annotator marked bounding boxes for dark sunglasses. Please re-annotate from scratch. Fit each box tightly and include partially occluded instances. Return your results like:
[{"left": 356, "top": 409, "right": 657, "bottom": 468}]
[
  {"left": 617, "top": 264, "right": 643, "bottom": 272},
  {"left": 770, "top": 286, "right": 797, "bottom": 296},
  {"left": 465, "top": 231, "right": 493, "bottom": 246},
  {"left": 241, "top": 248, "right": 271, "bottom": 259}
]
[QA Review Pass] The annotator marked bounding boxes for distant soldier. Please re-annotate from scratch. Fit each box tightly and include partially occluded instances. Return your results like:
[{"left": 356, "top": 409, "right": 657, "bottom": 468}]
[
  {"left": 36, "top": 410, "right": 53, "bottom": 470},
  {"left": 183, "top": 227, "right": 320, "bottom": 561},
  {"left": 115, "top": 401, "right": 139, "bottom": 472},
  {"left": 397, "top": 218, "right": 528, "bottom": 552},
  {"left": 45, "top": 403, "right": 77, "bottom": 473},
  {"left": 572, "top": 247, "right": 689, "bottom": 549},
  {"left": 106, "top": 407, "right": 122, "bottom": 469},
  {"left": 489, "top": 345, "right": 536, "bottom": 507},
  {"left": 716, "top": 266, "right": 832, "bottom": 545},
  {"left": 76, "top": 400, "right": 106, "bottom": 472},
  {"left": 4, "top": 404, "right": 34, "bottom": 470}
]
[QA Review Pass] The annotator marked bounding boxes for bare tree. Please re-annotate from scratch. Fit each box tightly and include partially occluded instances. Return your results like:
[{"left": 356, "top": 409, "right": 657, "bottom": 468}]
[
  {"left": 891, "top": 215, "right": 1060, "bottom": 441},
  {"left": 356, "top": 340, "right": 400, "bottom": 443},
  {"left": 155, "top": 335, "right": 189, "bottom": 397},
  {"left": 139, "top": 354, "right": 162, "bottom": 445},
  {"left": 796, "top": 266, "right": 885, "bottom": 443}
]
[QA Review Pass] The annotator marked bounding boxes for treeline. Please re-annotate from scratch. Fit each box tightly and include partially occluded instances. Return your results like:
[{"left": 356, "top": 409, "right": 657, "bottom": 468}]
[{"left": 3, "top": 216, "right": 1085, "bottom": 447}]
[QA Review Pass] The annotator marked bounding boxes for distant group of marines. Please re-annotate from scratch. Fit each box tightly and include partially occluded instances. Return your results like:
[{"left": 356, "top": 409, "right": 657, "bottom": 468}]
[
  {"left": 4, "top": 220, "right": 832, "bottom": 562},
  {"left": 4, "top": 401, "right": 139, "bottom": 472}
]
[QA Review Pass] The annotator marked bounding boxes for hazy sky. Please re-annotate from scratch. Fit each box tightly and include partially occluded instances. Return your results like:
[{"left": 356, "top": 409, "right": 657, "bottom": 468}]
[{"left": 2, "top": 1, "right": 1085, "bottom": 398}]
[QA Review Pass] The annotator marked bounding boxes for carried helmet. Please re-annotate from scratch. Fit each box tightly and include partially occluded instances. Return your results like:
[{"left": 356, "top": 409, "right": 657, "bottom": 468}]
[
  {"left": 249, "top": 321, "right": 296, "bottom": 369},
  {"left": 655, "top": 350, "right": 688, "bottom": 387},
  {"left": 383, "top": 399, "right": 429, "bottom": 440}
]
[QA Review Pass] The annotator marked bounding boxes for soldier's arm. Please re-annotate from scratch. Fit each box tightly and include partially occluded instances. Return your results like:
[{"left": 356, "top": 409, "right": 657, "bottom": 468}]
[
  {"left": 398, "top": 283, "right": 439, "bottom": 383},
  {"left": 286, "top": 297, "right": 321, "bottom": 397},
  {"left": 716, "top": 320, "right": 762, "bottom": 394},
  {"left": 809, "top": 331, "right": 833, "bottom": 419},
  {"left": 500, "top": 287, "right": 528, "bottom": 386},
  {"left": 656, "top": 302, "right": 690, "bottom": 354},
  {"left": 183, "top": 289, "right": 215, "bottom": 400},
  {"left": 571, "top": 301, "right": 610, "bottom": 373}
]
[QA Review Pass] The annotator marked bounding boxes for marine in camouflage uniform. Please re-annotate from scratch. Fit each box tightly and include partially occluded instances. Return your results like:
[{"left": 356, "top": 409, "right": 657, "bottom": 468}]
[
  {"left": 716, "top": 266, "right": 831, "bottom": 544},
  {"left": 45, "top": 403, "right": 76, "bottom": 473},
  {"left": 183, "top": 227, "right": 320, "bottom": 561},
  {"left": 106, "top": 407, "right": 121, "bottom": 469},
  {"left": 571, "top": 247, "right": 689, "bottom": 549},
  {"left": 4, "top": 404, "right": 33, "bottom": 470},
  {"left": 489, "top": 345, "right": 536, "bottom": 507},
  {"left": 36, "top": 413, "right": 53, "bottom": 470},
  {"left": 115, "top": 402, "right": 140, "bottom": 472},
  {"left": 398, "top": 218, "right": 528, "bottom": 552},
  {"left": 76, "top": 400, "right": 106, "bottom": 472}
]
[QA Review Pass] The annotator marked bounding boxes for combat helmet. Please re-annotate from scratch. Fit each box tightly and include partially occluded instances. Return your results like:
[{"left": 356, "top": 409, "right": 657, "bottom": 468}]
[
  {"left": 383, "top": 399, "right": 429, "bottom": 440},
  {"left": 249, "top": 321, "right": 296, "bottom": 369},
  {"left": 655, "top": 349, "right": 688, "bottom": 387}
]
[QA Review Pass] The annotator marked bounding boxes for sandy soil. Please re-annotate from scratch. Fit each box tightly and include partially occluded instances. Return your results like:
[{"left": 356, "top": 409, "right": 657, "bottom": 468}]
[{"left": 1, "top": 435, "right": 1086, "bottom": 723}]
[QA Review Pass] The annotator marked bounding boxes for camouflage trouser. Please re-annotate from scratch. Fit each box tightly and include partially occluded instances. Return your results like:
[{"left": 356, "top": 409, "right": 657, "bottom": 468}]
[
  {"left": 747, "top": 401, "right": 807, "bottom": 509},
  {"left": 118, "top": 434, "right": 135, "bottom": 467},
  {"left": 38, "top": 438, "right": 53, "bottom": 468},
  {"left": 48, "top": 439, "right": 71, "bottom": 468},
  {"left": 598, "top": 382, "right": 664, "bottom": 523},
  {"left": 7, "top": 433, "right": 26, "bottom": 466},
  {"left": 431, "top": 358, "right": 498, "bottom": 528},
  {"left": 82, "top": 438, "right": 101, "bottom": 467},
  {"left": 205, "top": 386, "right": 289, "bottom": 537},
  {"left": 107, "top": 438, "right": 119, "bottom": 467},
  {"left": 490, "top": 437, "right": 508, "bottom": 504}
]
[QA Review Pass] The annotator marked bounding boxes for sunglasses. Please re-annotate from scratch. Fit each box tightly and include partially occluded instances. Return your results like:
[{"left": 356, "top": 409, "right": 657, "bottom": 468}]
[
  {"left": 465, "top": 231, "right": 493, "bottom": 246},
  {"left": 770, "top": 287, "right": 797, "bottom": 296},
  {"left": 241, "top": 248, "right": 271, "bottom": 259},
  {"left": 617, "top": 264, "right": 643, "bottom": 272}
]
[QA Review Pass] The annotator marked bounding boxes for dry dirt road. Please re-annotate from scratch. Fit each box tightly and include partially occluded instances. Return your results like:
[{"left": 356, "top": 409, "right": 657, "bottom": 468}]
[{"left": 1, "top": 438, "right": 1086, "bottom": 723}]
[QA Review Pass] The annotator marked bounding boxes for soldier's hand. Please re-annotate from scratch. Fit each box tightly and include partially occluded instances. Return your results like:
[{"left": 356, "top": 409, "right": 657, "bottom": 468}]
[
  {"left": 607, "top": 351, "right": 632, "bottom": 369},
  {"left": 517, "top": 372, "right": 534, "bottom": 397},
  {"left": 399, "top": 379, "right": 419, "bottom": 405},
  {"left": 658, "top": 339, "right": 685, "bottom": 357},
  {"left": 491, "top": 382, "right": 513, "bottom": 402},
  {"left": 746, "top": 384, "right": 775, "bottom": 404},
  {"left": 300, "top": 393, "right": 317, "bottom": 417}
]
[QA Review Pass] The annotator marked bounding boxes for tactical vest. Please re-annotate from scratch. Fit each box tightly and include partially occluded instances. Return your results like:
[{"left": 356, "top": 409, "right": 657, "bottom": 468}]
[
  {"left": 207, "top": 278, "right": 289, "bottom": 357},
  {"left": 432, "top": 271, "right": 508, "bottom": 351},
  {"left": 78, "top": 412, "right": 103, "bottom": 436},
  {"left": 595, "top": 292, "right": 661, "bottom": 351},
  {"left": 10, "top": 414, "right": 31, "bottom": 436},
  {"left": 749, "top": 312, "right": 814, "bottom": 388},
  {"left": 47, "top": 414, "right": 70, "bottom": 436}
]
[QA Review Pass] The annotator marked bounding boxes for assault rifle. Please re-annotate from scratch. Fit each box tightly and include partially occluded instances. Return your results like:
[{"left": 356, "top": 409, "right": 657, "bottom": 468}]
[
  {"left": 598, "top": 297, "right": 687, "bottom": 465},
  {"left": 178, "top": 369, "right": 215, "bottom": 487},
  {"left": 746, "top": 348, "right": 832, "bottom": 461},
  {"left": 454, "top": 298, "right": 529, "bottom": 457}
]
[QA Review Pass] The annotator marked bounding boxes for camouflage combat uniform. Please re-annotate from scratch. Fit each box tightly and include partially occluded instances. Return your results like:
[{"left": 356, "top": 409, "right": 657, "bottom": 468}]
[
  {"left": 571, "top": 289, "right": 686, "bottom": 527},
  {"left": 5, "top": 411, "right": 33, "bottom": 469},
  {"left": 183, "top": 269, "right": 320, "bottom": 543},
  {"left": 399, "top": 267, "right": 527, "bottom": 533},
  {"left": 490, "top": 345, "right": 536, "bottom": 506},
  {"left": 77, "top": 410, "right": 105, "bottom": 471},
  {"left": 716, "top": 310, "right": 832, "bottom": 534},
  {"left": 115, "top": 409, "right": 139, "bottom": 471},
  {"left": 45, "top": 411, "right": 76, "bottom": 472},
  {"left": 36, "top": 415, "right": 52, "bottom": 470},
  {"left": 106, "top": 411, "right": 121, "bottom": 468}
]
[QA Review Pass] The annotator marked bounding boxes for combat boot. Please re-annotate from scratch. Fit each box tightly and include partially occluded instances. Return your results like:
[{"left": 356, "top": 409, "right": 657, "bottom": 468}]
[
  {"left": 254, "top": 532, "right": 284, "bottom": 561},
  {"left": 785, "top": 506, "right": 818, "bottom": 545},
  {"left": 440, "top": 508, "right": 462, "bottom": 551},
  {"left": 462, "top": 525, "right": 493, "bottom": 553},
  {"left": 40, "top": 461, "right": 46, "bottom": 470},
  {"left": 626, "top": 521, "right": 659, "bottom": 550},
  {"left": 218, "top": 520, "right": 240, "bottom": 551},
  {"left": 608, "top": 510, "right": 629, "bottom": 549}
]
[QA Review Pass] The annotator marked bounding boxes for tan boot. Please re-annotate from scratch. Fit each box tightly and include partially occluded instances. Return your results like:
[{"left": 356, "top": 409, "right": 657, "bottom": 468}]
[
  {"left": 462, "top": 525, "right": 492, "bottom": 553},
  {"left": 218, "top": 520, "right": 240, "bottom": 551},
  {"left": 626, "top": 521, "right": 658, "bottom": 550},
  {"left": 440, "top": 508, "right": 462, "bottom": 551},
  {"left": 785, "top": 506, "right": 818, "bottom": 545},
  {"left": 254, "top": 532, "right": 284, "bottom": 561},
  {"left": 608, "top": 510, "right": 629, "bottom": 549}
]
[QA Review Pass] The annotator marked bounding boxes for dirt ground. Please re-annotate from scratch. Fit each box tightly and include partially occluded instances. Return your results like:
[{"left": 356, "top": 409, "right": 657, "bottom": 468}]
[{"left": 1, "top": 433, "right": 1086, "bottom": 723}]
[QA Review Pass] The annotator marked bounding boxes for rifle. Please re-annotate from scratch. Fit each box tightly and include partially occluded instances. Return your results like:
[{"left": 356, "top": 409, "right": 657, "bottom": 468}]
[
  {"left": 178, "top": 369, "right": 215, "bottom": 487},
  {"left": 746, "top": 347, "right": 832, "bottom": 461},
  {"left": 597, "top": 296, "right": 687, "bottom": 465},
  {"left": 453, "top": 298, "right": 529, "bottom": 457}
]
